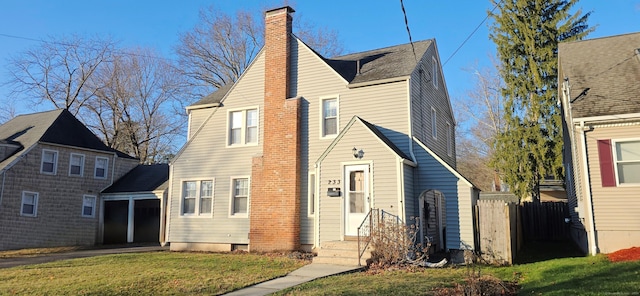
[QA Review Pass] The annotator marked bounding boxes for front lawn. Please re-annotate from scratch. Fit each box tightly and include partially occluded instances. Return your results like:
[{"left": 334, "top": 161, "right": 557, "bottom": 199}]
[{"left": 0, "top": 251, "right": 307, "bottom": 295}]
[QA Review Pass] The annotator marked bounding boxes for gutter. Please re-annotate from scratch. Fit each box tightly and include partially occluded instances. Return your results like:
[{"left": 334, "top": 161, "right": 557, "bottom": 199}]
[{"left": 579, "top": 120, "right": 598, "bottom": 255}]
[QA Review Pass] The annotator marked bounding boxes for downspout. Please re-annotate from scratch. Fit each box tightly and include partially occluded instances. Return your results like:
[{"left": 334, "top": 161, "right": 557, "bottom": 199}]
[
  {"left": 165, "top": 163, "right": 174, "bottom": 246},
  {"left": 397, "top": 158, "right": 405, "bottom": 221},
  {"left": 406, "top": 77, "right": 417, "bottom": 164},
  {"left": 579, "top": 120, "right": 598, "bottom": 255}
]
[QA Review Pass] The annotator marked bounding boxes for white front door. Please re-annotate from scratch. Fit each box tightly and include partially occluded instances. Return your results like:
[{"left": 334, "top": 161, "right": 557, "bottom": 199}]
[{"left": 344, "top": 164, "right": 370, "bottom": 236}]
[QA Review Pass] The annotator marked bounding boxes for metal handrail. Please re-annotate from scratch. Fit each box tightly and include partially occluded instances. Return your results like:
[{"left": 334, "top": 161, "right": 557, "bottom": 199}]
[{"left": 357, "top": 208, "right": 377, "bottom": 266}]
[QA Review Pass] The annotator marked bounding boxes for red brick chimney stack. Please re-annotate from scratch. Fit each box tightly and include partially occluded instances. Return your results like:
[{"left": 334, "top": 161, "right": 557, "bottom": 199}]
[{"left": 249, "top": 6, "right": 301, "bottom": 252}]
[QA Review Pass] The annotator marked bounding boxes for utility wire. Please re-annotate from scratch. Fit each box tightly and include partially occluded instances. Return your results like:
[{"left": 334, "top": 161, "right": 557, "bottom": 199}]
[
  {"left": 442, "top": 0, "right": 502, "bottom": 67},
  {"left": 0, "top": 33, "right": 174, "bottom": 62},
  {"left": 399, "top": 0, "right": 417, "bottom": 62}
]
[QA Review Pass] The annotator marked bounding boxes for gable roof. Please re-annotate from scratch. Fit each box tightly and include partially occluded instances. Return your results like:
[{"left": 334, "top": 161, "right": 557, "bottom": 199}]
[
  {"left": 0, "top": 109, "right": 135, "bottom": 172},
  {"left": 559, "top": 32, "right": 640, "bottom": 118},
  {"left": 188, "top": 38, "right": 433, "bottom": 108},
  {"left": 102, "top": 163, "right": 169, "bottom": 193},
  {"left": 326, "top": 39, "right": 433, "bottom": 85},
  {"left": 316, "top": 115, "right": 414, "bottom": 165}
]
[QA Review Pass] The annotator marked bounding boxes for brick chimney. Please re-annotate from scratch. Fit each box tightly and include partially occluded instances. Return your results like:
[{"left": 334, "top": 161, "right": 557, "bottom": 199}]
[{"left": 249, "top": 6, "right": 301, "bottom": 252}]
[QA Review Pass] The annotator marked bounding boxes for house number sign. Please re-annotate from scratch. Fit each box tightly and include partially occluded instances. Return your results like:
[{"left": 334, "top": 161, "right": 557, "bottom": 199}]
[{"left": 327, "top": 179, "right": 340, "bottom": 185}]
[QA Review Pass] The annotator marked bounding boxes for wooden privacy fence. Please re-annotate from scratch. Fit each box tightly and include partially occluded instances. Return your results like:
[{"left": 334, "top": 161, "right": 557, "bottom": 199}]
[
  {"left": 475, "top": 200, "right": 521, "bottom": 265},
  {"left": 520, "top": 202, "right": 570, "bottom": 241}
]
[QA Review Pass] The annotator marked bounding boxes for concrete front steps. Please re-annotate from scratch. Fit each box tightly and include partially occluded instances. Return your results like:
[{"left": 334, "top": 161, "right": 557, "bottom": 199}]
[{"left": 313, "top": 239, "right": 372, "bottom": 266}]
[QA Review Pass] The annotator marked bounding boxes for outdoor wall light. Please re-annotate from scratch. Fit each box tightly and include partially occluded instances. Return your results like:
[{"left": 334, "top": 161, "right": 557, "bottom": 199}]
[{"left": 352, "top": 147, "right": 364, "bottom": 159}]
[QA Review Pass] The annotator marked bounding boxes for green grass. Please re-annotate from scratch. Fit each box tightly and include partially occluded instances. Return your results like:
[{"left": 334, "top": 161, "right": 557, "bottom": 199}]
[
  {"left": 0, "top": 251, "right": 307, "bottom": 295},
  {"left": 276, "top": 242, "right": 640, "bottom": 296}
]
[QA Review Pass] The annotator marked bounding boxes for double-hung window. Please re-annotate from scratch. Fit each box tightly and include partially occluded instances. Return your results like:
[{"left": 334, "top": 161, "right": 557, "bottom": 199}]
[
  {"left": 321, "top": 97, "right": 338, "bottom": 138},
  {"left": 69, "top": 153, "right": 85, "bottom": 176},
  {"left": 432, "top": 56, "right": 439, "bottom": 89},
  {"left": 21, "top": 191, "right": 38, "bottom": 217},
  {"left": 231, "top": 178, "right": 249, "bottom": 217},
  {"left": 182, "top": 180, "right": 214, "bottom": 215},
  {"left": 228, "top": 108, "right": 259, "bottom": 146},
  {"left": 446, "top": 122, "right": 452, "bottom": 157},
  {"left": 95, "top": 157, "right": 109, "bottom": 179},
  {"left": 41, "top": 149, "right": 58, "bottom": 175},
  {"left": 82, "top": 195, "right": 96, "bottom": 218},
  {"left": 614, "top": 140, "right": 640, "bottom": 185}
]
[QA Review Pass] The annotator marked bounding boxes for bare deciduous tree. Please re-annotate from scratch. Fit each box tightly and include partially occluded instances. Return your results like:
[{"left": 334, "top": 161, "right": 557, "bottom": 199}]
[
  {"left": 84, "top": 48, "right": 184, "bottom": 163},
  {"left": 175, "top": 5, "right": 343, "bottom": 97},
  {"left": 455, "top": 62, "right": 505, "bottom": 191},
  {"left": 6, "top": 35, "right": 116, "bottom": 115}
]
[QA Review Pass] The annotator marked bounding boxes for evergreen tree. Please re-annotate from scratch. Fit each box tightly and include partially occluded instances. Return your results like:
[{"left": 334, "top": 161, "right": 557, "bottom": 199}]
[{"left": 489, "top": 0, "right": 593, "bottom": 201}]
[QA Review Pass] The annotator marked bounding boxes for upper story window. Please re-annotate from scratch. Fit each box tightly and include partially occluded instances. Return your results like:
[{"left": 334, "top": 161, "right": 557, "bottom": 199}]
[
  {"left": 95, "top": 156, "right": 109, "bottom": 179},
  {"left": 21, "top": 191, "right": 39, "bottom": 217},
  {"left": 182, "top": 180, "right": 214, "bottom": 215},
  {"left": 69, "top": 153, "right": 85, "bottom": 176},
  {"left": 228, "top": 108, "right": 259, "bottom": 146},
  {"left": 41, "top": 149, "right": 58, "bottom": 175},
  {"left": 431, "top": 107, "right": 437, "bottom": 140},
  {"left": 230, "top": 177, "right": 249, "bottom": 217},
  {"left": 82, "top": 195, "right": 96, "bottom": 218},
  {"left": 432, "top": 56, "right": 439, "bottom": 89},
  {"left": 321, "top": 97, "right": 338, "bottom": 138},
  {"left": 615, "top": 140, "right": 640, "bottom": 185}
]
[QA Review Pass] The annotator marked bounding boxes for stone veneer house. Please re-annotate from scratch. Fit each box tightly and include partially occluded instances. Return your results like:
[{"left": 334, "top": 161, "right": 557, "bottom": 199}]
[
  {"left": 0, "top": 109, "right": 139, "bottom": 250},
  {"left": 167, "top": 6, "right": 479, "bottom": 262},
  {"left": 559, "top": 32, "right": 640, "bottom": 255}
]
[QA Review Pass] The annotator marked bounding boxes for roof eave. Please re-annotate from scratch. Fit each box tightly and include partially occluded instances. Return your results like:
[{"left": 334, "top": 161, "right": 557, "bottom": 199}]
[{"left": 347, "top": 76, "right": 410, "bottom": 89}]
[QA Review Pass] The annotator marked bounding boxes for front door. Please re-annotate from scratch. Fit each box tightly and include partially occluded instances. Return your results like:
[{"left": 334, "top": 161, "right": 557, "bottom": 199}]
[{"left": 344, "top": 164, "right": 369, "bottom": 236}]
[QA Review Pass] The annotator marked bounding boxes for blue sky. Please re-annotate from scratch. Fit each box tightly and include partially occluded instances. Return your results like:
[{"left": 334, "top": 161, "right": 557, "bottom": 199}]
[{"left": 1, "top": 0, "right": 639, "bottom": 116}]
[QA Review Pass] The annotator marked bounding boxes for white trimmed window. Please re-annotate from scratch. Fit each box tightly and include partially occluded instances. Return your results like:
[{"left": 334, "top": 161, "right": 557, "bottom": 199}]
[
  {"left": 82, "top": 195, "right": 96, "bottom": 218},
  {"left": 614, "top": 140, "right": 640, "bottom": 185},
  {"left": 228, "top": 108, "right": 259, "bottom": 146},
  {"left": 69, "top": 153, "right": 85, "bottom": 176},
  {"left": 182, "top": 180, "right": 214, "bottom": 215},
  {"left": 432, "top": 56, "right": 439, "bottom": 89},
  {"left": 446, "top": 122, "right": 452, "bottom": 157},
  {"left": 230, "top": 178, "right": 249, "bottom": 217},
  {"left": 21, "top": 191, "right": 38, "bottom": 217},
  {"left": 95, "top": 156, "right": 109, "bottom": 179},
  {"left": 41, "top": 149, "right": 58, "bottom": 175},
  {"left": 308, "top": 173, "right": 316, "bottom": 216},
  {"left": 321, "top": 97, "right": 338, "bottom": 138},
  {"left": 431, "top": 107, "right": 437, "bottom": 140}
]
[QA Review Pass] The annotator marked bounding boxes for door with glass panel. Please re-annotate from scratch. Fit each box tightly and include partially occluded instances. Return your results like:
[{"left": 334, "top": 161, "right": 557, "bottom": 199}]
[{"left": 344, "top": 165, "right": 369, "bottom": 236}]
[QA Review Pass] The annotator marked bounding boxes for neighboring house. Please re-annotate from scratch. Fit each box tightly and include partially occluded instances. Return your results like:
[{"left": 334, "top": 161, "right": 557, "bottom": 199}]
[
  {"left": 559, "top": 32, "right": 640, "bottom": 255},
  {"left": 167, "top": 6, "right": 479, "bottom": 260},
  {"left": 0, "top": 109, "right": 139, "bottom": 251},
  {"left": 101, "top": 163, "right": 169, "bottom": 245}
]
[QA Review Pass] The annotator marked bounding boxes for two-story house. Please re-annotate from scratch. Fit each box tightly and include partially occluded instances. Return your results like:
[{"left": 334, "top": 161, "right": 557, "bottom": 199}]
[
  {"left": 167, "top": 6, "right": 478, "bottom": 262},
  {"left": 0, "top": 109, "right": 139, "bottom": 250},
  {"left": 559, "top": 32, "right": 640, "bottom": 255}
]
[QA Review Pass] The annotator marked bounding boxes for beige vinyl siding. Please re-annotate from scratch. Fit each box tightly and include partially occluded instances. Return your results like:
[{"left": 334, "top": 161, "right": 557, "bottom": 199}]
[
  {"left": 410, "top": 45, "right": 455, "bottom": 167},
  {"left": 187, "top": 108, "right": 213, "bottom": 140},
  {"left": 293, "top": 40, "right": 412, "bottom": 244},
  {"left": 168, "top": 53, "right": 265, "bottom": 244},
  {"left": 584, "top": 125, "right": 640, "bottom": 252},
  {"left": 317, "top": 122, "right": 401, "bottom": 243},
  {"left": 563, "top": 118, "right": 589, "bottom": 253}
]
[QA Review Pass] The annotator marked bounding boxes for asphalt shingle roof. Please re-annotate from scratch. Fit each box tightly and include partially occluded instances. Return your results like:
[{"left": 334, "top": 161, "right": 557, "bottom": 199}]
[
  {"left": 102, "top": 163, "right": 169, "bottom": 193},
  {"left": 0, "top": 109, "right": 135, "bottom": 171},
  {"left": 559, "top": 32, "right": 640, "bottom": 118},
  {"left": 189, "top": 39, "right": 433, "bottom": 107}
]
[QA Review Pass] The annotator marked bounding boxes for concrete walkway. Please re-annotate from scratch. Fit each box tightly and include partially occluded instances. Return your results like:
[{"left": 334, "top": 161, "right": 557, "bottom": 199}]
[
  {"left": 224, "top": 263, "right": 364, "bottom": 296},
  {"left": 0, "top": 245, "right": 167, "bottom": 269}
]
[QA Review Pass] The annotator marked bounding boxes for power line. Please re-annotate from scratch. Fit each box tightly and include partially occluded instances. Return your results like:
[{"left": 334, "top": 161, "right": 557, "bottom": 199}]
[
  {"left": 399, "top": 0, "right": 417, "bottom": 62},
  {"left": 442, "top": 0, "right": 502, "bottom": 67},
  {"left": 0, "top": 32, "right": 175, "bottom": 62}
]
